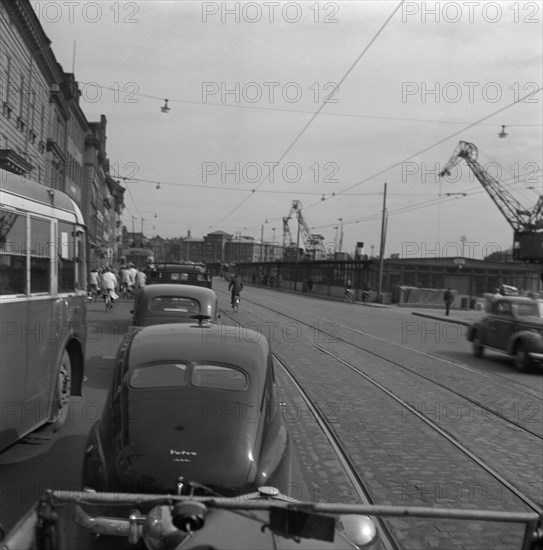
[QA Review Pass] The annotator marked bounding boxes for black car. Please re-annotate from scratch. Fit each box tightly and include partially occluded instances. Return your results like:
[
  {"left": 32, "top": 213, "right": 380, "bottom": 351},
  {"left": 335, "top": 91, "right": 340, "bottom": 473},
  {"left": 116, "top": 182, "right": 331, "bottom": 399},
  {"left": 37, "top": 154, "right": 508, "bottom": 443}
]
[
  {"left": 147, "top": 263, "right": 212, "bottom": 288},
  {"left": 82, "top": 323, "right": 292, "bottom": 496}
]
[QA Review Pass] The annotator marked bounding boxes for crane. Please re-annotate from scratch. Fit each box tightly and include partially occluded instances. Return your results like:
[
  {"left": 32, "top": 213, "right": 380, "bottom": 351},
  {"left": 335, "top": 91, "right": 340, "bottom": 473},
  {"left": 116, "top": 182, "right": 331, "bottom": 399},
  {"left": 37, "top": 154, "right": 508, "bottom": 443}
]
[
  {"left": 282, "top": 200, "right": 326, "bottom": 260},
  {"left": 439, "top": 141, "right": 543, "bottom": 263}
]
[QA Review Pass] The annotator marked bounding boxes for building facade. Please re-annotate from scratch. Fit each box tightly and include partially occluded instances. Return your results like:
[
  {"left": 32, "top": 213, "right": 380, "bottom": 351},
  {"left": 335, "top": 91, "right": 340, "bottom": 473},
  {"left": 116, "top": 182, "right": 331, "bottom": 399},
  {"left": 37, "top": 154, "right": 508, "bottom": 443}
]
[
  {"left": 1, "top": 0, "right": 124, "bottom": 271},
  {"left": 0, "top": 0, "right": 54, "bottom": 180}
]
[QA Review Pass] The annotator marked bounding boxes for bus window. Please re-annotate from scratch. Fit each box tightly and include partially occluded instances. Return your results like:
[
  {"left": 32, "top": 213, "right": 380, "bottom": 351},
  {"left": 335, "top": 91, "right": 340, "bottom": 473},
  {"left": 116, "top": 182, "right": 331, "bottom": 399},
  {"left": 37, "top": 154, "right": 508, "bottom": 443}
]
[
  {"left": 58, "top": 221, "right": 76, "bottom": 292},
  {"left": 76, "top": 230, "right": 85, "bottom": 290},
  {"left": 30, "top": 217, "right": 51, "bottom": 293},
  {"left": 0, "top": 209, "right": 26, "bottom": 295}
]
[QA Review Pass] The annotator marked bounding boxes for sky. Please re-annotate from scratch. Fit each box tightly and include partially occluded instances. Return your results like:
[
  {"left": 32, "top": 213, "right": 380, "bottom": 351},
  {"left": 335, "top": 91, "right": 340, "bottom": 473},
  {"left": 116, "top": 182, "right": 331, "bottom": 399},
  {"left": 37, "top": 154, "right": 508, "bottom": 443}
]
[{"left": 33, "top": 0, "right": 542, "bottom": 259}]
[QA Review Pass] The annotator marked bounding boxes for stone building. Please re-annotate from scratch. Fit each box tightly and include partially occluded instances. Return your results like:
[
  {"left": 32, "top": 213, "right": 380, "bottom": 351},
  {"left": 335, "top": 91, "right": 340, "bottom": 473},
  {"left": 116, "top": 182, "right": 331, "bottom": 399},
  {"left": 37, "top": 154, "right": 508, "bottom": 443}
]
[
  {"left": 1, "top": 0, "right": 124, "bottom": 269},
  {"left": 0, "top": 0, "right": 55, "bottom": 180}
]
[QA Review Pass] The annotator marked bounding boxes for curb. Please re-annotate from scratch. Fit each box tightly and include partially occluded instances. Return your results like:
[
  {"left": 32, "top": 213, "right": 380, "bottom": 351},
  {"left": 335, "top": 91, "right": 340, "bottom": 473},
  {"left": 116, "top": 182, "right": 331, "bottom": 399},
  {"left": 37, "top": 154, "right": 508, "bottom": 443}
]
[{"left": 411, "top": 311, "right": 477, "bottom": 326}]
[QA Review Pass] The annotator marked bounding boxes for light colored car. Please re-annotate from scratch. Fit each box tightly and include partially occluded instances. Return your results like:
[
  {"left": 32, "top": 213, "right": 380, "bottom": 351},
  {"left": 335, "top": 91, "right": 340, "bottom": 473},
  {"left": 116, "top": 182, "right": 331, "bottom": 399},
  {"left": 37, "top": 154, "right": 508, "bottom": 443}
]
[{"left": 131, "top": 284, "right": 219, "bottom": 327}]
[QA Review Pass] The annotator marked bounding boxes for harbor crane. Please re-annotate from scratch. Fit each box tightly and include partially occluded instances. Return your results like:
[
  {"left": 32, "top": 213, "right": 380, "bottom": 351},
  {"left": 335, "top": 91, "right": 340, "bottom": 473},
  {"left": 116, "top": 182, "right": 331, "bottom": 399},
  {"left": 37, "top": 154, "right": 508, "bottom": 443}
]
[
  {"left": 282, "top": 200, "right": 326, "bottom": 260},
  {"left": 439, "top": 141, "right": 543, "bottom": 263}
]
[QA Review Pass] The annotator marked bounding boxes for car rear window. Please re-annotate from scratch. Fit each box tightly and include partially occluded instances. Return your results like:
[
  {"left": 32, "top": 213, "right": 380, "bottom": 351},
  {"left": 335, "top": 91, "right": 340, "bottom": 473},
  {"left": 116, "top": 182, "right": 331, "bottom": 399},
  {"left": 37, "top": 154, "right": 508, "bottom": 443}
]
[
  {"left": 191, "top": 364, "right": 248, "bottom": 391},
  {"left": 149, "top": 297, "right": 200, "bottom": 313},
  {"left": 129, "top": 363, "right": 188, "bottom": 388},
  {"left": 169, "top": 272, "right": 189, "bottom": 281}
]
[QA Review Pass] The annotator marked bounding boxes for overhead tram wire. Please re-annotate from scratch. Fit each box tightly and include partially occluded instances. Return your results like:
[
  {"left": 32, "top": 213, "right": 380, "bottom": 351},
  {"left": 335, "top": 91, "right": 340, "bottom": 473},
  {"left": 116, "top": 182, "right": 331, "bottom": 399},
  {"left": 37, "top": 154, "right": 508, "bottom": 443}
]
[
  {"left": 299, "top": 86, "right": 543, "bottom": 215},
  {"left": 109, "top": 175, "right": 443, "bottom": 197},
  {"left": 207, "top": 0, "right": 407, "bottom": 231},
  {"left": 78, "top": 81, "right": 542, "bottom": 128},
  {"left": 312, "top": 167, "right": 543, "bottom": 231}
]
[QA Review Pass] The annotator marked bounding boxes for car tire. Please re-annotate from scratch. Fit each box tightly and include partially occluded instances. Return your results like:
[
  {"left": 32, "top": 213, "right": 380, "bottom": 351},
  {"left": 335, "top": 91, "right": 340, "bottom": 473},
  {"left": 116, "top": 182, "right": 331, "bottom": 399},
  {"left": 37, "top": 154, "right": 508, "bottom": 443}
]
[
  {"left": 514, "top": 342, "right": 532, "bottom": 372},
  {"left": 49, "top": 350, "right": 72, "bottom": 431},
  {"left": 472, "top": 333, "right": 484, "bottom": 358}
]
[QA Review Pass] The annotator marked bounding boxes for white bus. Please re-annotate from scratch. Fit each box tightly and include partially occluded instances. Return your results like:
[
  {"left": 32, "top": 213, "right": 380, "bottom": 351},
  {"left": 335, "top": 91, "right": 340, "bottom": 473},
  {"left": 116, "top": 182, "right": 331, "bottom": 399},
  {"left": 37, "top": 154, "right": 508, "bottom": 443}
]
[{"left": 0, "top": 171, "right": 87, "bottom": 452}]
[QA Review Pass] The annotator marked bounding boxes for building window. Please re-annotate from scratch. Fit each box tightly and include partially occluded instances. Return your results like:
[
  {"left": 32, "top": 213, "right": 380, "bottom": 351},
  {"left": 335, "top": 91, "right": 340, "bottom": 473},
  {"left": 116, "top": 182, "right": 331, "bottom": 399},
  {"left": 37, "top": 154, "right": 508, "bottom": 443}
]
[{"left": 2, "top": 53, "right": 11, "bottom": 106}]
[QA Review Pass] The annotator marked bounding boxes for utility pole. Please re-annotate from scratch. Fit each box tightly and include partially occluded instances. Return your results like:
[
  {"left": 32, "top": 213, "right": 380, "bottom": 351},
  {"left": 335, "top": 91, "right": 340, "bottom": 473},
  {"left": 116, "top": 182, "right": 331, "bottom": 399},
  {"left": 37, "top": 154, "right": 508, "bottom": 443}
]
[
  {"left": 338, "top": 218, "right": 343, "bottom": 254},
  {"left": 293, "top": 215, "right": 301, "bottom": 290},
  {"left": 140, "top": 218, "right": 145, "bottom": 247},
  {"left": 377, "top": 182, "right": 387, "bottom": 303},
  {"left": 260, "top": 224, "right": 264, "bottom": 262}
]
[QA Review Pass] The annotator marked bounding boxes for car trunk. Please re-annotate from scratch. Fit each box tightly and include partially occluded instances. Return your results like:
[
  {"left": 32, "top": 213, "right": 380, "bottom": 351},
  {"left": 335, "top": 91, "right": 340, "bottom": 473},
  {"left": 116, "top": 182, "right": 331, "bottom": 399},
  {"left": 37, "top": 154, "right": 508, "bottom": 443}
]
[{"left": 118, "top": 393, "right": 261, "bottom": 494}]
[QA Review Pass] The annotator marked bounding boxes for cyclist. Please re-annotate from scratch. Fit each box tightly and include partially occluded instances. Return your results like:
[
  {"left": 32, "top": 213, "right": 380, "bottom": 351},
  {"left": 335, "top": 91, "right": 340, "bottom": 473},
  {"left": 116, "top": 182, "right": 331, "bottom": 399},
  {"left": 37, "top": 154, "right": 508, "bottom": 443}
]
[
  {"left": 89, "top": 268, "right": 100, "bottom": 301},
  {"left": 228, "top": 274, "right": 243, "bottom": 309},
  {"left": 101, "top": 267, "right": 118, "bottom": 308},
  {"left": 127, "top": 263, "right": 137, "bottom": 292},
  {"left": 135, "top": 268, "right": 147, "bottom": 290},
  {"left": 344, "top": 280, "right": 353, "bottom": 303}
]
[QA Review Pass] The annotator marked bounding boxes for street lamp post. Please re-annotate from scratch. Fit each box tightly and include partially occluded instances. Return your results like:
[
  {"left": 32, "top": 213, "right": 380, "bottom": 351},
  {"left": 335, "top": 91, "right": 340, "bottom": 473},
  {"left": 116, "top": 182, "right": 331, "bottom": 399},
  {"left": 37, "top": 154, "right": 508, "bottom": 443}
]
[
  {"left": 460, "top": 235, "right": 467, "bottom": 257},
  {"left": 338, "top": 218, "right": 343, "bottom": 254}
]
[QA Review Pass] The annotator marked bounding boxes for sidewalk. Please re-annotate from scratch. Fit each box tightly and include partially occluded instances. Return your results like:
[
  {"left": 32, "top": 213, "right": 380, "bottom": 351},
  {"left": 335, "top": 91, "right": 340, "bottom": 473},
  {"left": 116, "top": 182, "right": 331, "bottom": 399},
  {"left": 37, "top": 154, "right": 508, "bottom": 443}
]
[{"left": 236, "top": 280, "right": 484, "bottom": 325}]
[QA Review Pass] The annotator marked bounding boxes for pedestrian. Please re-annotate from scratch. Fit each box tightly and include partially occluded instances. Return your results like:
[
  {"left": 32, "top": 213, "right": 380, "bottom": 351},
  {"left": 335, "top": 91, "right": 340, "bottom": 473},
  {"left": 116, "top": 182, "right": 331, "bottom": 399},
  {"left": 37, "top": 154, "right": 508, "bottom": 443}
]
[
  {"left": 444, "top": 287, "right": 453, "bottom": 316},
  {"left": 307, "top": 277, "right": 313, "bottom": 292}
]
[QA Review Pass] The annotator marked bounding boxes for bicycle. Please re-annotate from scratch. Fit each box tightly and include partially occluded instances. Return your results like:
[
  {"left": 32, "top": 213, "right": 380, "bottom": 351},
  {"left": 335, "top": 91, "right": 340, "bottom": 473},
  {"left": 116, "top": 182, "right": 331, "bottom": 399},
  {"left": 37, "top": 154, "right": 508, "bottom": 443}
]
[
  {"left": 231, "top": 294, "right": 240, "bottom": 312},
  {"left": 122, "top": 282, "right": 134, "bottom": 299},
  {"left": 104, "top": 289, "right": 114, "bottom": 312},
  {"left": 344, "top": 289, "right": 353, "bottom": 304}
]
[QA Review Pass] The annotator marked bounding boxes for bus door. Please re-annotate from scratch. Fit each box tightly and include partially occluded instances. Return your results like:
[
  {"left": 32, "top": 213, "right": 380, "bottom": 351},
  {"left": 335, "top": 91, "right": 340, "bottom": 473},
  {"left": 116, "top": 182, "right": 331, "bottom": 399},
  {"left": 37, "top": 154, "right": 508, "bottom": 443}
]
[
  {"left": 22, "top": 216, "right": 56, "bottom": 430},
  {"left": 0, "top": 209, "right": 30, "bottom": 448}
]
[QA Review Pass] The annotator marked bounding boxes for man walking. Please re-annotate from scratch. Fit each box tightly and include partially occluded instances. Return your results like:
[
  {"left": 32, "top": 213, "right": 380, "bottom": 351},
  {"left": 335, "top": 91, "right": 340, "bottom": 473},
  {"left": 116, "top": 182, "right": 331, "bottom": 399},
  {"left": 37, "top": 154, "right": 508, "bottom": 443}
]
[{"left": 444, "top": 288, "right": 453, "bottom": 316}]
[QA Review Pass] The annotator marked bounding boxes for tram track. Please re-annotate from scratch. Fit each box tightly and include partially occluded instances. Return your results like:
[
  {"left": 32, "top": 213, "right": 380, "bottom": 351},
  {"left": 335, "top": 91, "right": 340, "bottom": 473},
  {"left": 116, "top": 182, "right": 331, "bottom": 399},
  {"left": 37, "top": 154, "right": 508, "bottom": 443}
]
[
  {"left": 219, "top": 302, "right": 542, "bottom": 548},
  {"left": 218, "top": 290, "right": 542, "bottom": 439},
  {"left": 219, "top": 307, "right": 400, "bottom": 549},
  {"left": 217, "top": 291, "right": 543, "bottom": 514},
  {"left": 273, "top": 351, "right": 400, "bottom": 550}
]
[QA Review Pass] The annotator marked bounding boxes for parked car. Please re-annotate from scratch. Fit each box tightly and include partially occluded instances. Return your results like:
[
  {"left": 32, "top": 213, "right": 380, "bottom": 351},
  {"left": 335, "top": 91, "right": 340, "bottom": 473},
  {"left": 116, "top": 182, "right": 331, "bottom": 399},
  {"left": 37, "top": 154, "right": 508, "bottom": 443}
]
[
  {"left": 82, "top": 323, "right": 292, "bottom": 496},
  {"left": 131, "top": 284, "right": 219, "bottom": 326},
  {"left": 147, "top": 263, "right": 212, "bottom": 288},
  {"left": 467, "top": 296, "right": 543, "bottom": 371}
]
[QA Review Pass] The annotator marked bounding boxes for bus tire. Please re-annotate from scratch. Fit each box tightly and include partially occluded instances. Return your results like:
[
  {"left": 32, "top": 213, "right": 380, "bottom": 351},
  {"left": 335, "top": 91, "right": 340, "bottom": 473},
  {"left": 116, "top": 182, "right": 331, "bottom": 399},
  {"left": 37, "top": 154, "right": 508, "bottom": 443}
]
[{"left": 49, "top": 350, "right": 72, "bottom": 431}]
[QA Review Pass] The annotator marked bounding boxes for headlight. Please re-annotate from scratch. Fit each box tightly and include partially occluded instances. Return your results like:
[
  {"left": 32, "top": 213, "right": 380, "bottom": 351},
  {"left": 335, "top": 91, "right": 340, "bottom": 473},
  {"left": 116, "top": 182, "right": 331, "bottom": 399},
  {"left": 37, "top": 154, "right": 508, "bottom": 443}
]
[{"left": 338, "top": 514, "right": 380, "bottom": 549}]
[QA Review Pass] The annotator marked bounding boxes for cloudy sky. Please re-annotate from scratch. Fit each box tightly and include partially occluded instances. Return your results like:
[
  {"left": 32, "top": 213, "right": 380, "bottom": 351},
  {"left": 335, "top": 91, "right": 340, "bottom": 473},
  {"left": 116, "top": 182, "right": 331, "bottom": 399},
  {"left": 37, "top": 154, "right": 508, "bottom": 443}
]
[{"left": 34, "top": 1, "right": 542, "bottom": 259}]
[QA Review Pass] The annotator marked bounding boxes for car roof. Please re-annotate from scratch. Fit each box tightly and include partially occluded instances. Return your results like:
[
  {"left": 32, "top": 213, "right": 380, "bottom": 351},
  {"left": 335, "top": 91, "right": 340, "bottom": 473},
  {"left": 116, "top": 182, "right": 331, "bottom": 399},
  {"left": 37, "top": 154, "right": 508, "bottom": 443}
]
[
  {"left": 127, "top": 324, "right": 270, "bottom": 384},
  {"left": 136, "top": 284, "right": 216, "bottom": 299}
]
